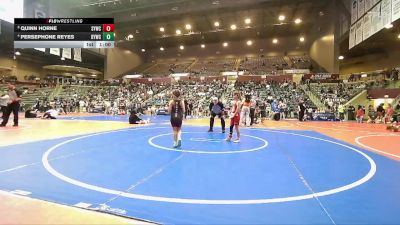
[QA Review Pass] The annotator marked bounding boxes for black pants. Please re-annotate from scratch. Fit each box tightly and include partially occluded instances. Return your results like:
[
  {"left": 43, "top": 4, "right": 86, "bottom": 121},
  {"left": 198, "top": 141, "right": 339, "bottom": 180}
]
[
  {"left": 299, "top": 111, "right": 305, "bottom": 121},
  {"left": 1, "top": 103, "right": 19, "bottom": 125},
  {"left": 210, "top": 112, "right": 225, "bottom": 131},
  {"left": 0, "top": 106, "right": 6, "bottom": 119},
  {"left": 339, "top": 112, "right": 344, "bottom": 121},
  {"left": 250, "top": 108, "right": 255, "bottom": 125}
]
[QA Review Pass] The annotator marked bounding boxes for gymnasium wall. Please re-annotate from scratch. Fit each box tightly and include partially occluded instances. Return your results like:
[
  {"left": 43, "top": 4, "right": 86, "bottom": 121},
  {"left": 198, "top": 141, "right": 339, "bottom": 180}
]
[
  {"left": 143, "top": 36, "right": 311, "bottom": 62},
  {"left": 104, "top": 47, "right": 144, "bottom": 79},
  {"left": 308, "top": 0, "right": 339, "bottom": 74},
  {"left": 0, "top": 54, "right": 43, "bottom": 80},
  {"left": 339, "top": 50, "right": 400, "bottom": 74}
]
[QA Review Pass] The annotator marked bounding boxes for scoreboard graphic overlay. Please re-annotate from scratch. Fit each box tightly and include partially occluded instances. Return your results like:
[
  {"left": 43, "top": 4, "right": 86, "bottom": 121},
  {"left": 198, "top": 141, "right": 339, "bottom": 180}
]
[{"left": 14, "top": 18, "right": 114, "bottom": 48}]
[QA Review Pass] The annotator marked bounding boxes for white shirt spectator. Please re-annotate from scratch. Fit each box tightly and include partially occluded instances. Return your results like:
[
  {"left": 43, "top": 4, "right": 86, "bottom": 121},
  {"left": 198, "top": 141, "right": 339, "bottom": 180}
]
[{"left": 0, "top": 95, "right": 9, "bottom": 106}]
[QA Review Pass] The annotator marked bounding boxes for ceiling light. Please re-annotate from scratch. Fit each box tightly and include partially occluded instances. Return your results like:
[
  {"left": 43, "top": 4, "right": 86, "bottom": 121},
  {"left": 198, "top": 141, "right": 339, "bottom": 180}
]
[
  {"left": 245, "top": 18, "right": 251, "bottom": 24},
  {"left": 176, "top": 29, "right": 181, "bottom": 35},
  {"left": 223, "top": 42, "right": 228, "bottom": 47},
  {"left": 15, "top": 51, "right": 21, "bottom": 56},
  {"left": 272, "top": 38, "right": 278, "bottom": 44},
  {"left": 180, "top": 45, "right": 184, "bottom": 50},
  {"left": 278, "top": 15, "right": 285, "bottom": 21},
  {"left": 295, "top": 18, "right": 302, "bottom": 24},
  {"left": 160, "top": 47, "right": 164, "bottom": 51},
  {"left": 214, "top": 21, "right": 220, "bottom": 27},
  {"left": 160, "top": 27, "right": 165, "bottom": 32},
  {"left": 230, "top": 24, "right": 237, "bottom": 30},
  {"left": 61, "top": 57, "right": 65, "bottom": 60},
  {"left": 338, "top": 55, "right": 344, "bottom": 60},
  {"left": 398, "top": 34, "right": 400, "bottom": 39},
  {"left": 299, "top": 36, "right": 305, "bottom": 42},
  {"left": 141, "top": 49, "right": 145, "bottom": 52},
  {"left": 201, "top": 44, "right": 205, "bottom": 48},
  {"left": 385, "top": 23, "right": 393, "bottom": 29},
  {"left": 246, "top": 40, "right": 253, "bottom": 46},
  {"left": 127, "top": 34, "right": 134, "bottom": 39},
  {"left": 185, "top": 24, "right": 191, "bottom": 30}
]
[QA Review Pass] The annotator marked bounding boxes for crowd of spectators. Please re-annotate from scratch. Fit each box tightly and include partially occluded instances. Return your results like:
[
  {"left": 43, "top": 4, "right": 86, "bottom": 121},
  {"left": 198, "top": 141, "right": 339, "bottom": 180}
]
[
  {"left": 2, "top": 75, "right": 399, "bottom": 124},
  {"left": 234, "top": 80, "right": 314, "bottom": 120},
  {"left": 309, "top": 82, "right": 366, "bottom": 113}
]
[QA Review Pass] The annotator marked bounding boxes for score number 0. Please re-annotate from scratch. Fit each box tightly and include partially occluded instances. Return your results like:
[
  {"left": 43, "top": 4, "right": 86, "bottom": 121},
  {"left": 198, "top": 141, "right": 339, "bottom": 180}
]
[{"left": 102, "top": 24, "right": 115, "bottom": 41}]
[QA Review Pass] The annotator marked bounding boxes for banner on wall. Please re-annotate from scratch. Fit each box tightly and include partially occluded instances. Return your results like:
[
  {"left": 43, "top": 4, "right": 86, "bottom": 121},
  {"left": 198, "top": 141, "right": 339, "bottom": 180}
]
[
  {"left": 371, "top": 2, "right": 383, "bottom": 35},
  {"left": 34, "top": 48, "right": 45, "bottom": 52},
  {"left": 303, "top": 73, "right": 339, "bottom": 81},
  {"left": 355, "top": 19, "right": 363, "bottom": 45},
  {"left": 73, "top": 48, "right": 82, "bottom": 62},
  {"left": 381, "top": 0, "right": 392, "bottom": 26},
  {"left": 351, "top": 0, "right": 358, "bottom": 24},
  {"left": 358, "top": 0, "right": 366, "bottom": 18},
  {"left": 392, "top": 0, "right": 400, "bottom": 22},
  {"left": 362, "top": 13, "right": 372, "bottom": 40},
  {"left": 62, "top": 48, "right": 71, "bottom": 59},
  {"left": 349, "top": 24, "right": 356, "bottom": 49},
  {"left": 49, "top": 48, "right": 60, "bottom": 56},
  {"left": 365, "top": 0, "right": 374, "bottom": 11}
]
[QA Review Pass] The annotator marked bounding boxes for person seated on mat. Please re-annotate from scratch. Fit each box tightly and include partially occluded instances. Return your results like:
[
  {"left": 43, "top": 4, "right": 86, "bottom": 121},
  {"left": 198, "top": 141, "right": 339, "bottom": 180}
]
[
  {"left": 129, "top": 109, "right": 149, "bottom": 125},
  {"left": 25, "top": 108, "right": 39, "bottom": 118},
  {"left": 42, "top": 107, "right": 59, "bottom": 119}
]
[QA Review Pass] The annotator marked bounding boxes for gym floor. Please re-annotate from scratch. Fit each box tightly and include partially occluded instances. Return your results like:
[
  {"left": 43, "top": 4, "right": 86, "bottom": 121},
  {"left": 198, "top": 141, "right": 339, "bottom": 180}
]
[{"left": 0, "top": 115, "right": 399, "bottom": 224}]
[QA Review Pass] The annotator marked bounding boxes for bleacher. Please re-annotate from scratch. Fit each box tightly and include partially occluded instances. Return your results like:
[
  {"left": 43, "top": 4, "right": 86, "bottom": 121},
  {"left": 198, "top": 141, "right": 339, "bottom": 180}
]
[
  {"left": 57, "top": 85, "right": 93, "bottom": 100},
  {"left": 0, "top": 84, "right": 54, "bottom": 109},
  {"left": 309, "top": 82, "right": 365, "bottom": 110},
  {"left": 289, "top": 55, "right": 312, "bottom": 69},
  {"left": 190, "top": 58, "right": 236, "bottom": 75},
  {"left": 239, "top": 56, "right": 288, "bottom": 74},
  {"left": 145, "top": 60, "right": 194, "bottom": 76}
]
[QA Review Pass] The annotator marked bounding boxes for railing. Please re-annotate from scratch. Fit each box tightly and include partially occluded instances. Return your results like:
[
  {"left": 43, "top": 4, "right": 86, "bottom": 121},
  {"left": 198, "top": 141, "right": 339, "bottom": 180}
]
[{"left": 300, "top": 85, "right": 325, "bottom": 110}]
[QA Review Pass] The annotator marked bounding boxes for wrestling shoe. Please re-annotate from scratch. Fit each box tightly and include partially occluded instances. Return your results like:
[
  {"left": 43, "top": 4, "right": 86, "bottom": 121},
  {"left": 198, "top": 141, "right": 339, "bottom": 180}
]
[
  {"left": 208, "top": 129, "right": 213, "bottom": 132},
  {"left": 225, "top": 136, "right": 232, "bottom": 142},
  {"left": 233, "top": 139, "right": 240, "bottom": 143},
  {"left": 177, "top": 140, "right": 182, "bottom": 148},
  {"left": 222, "top": 129, "right": 225, "bottom": 133}
]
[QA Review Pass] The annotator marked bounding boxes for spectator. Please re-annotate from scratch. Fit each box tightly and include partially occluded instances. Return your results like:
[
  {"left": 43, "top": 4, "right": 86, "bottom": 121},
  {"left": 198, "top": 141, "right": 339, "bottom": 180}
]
[{"left": 356, "top": 105, "right": 364, "bottom": 123}]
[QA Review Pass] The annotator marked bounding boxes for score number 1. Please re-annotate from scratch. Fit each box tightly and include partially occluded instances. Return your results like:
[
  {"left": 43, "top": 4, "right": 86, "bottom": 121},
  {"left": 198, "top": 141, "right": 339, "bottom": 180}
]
[{"left": 102, "top": 24, "right": 115, "bottom": 41}]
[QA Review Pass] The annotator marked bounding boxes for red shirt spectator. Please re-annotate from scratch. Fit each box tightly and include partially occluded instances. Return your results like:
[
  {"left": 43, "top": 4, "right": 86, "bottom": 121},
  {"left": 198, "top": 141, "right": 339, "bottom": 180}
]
[{"left": 356, "top": 108, "right": 365, "bottom": 118}]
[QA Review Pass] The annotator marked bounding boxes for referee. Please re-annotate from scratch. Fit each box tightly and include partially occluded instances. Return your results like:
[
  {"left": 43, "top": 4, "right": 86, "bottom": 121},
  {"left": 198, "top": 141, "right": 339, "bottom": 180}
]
[
  {"left": 208, "top": 97, "right": 225, "bottom": 133},
  {"left": 0, "top": 83, "right": 22, "bottom": 127}
]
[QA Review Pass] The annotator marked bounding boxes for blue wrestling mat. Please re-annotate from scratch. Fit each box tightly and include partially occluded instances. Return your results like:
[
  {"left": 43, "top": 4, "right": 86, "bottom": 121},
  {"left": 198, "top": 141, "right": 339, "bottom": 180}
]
[
  {"left": 61, "top": 115, "right": 170, "bottom": 123},
  {"left": 0, "top": 125, "right": 399, "bottom": 224}
]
